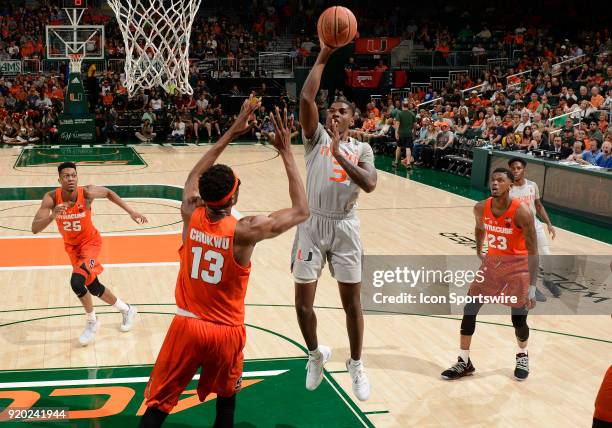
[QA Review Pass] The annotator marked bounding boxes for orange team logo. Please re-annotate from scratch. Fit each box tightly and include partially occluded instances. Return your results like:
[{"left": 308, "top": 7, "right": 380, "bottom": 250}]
[{"left": 297, "top": 249, "right": 313, "bottom": 262}]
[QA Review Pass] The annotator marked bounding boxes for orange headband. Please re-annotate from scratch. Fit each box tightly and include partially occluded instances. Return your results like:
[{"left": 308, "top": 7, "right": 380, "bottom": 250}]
[{"left": 206, "top": 173, "right": 240, "bottom": 207}]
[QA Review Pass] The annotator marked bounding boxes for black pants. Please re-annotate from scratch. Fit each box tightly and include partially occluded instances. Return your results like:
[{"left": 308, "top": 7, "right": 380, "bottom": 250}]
[
  {"left": 421, "top": 145, "right": 434, "bottom": 167},
  {"left": 433, "top": 147, "right": 451, "bottom": 169},
  {"left": 460, "top": 301, "right": 528, "bottom": 337}
]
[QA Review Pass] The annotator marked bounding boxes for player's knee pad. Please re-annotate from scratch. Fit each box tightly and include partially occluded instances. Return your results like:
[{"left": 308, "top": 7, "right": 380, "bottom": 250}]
[
  {"left": 460, "top": 314, "right": 477, "bottom": 336},
  {"left": 87, "top": 278, "right": 105, "bottom": 298},
  {"left": 70, "top": 274, "right": 87, "bottom": 298},
  {"left": 512, "top": 315, "right": 529, "bottom": 342}
]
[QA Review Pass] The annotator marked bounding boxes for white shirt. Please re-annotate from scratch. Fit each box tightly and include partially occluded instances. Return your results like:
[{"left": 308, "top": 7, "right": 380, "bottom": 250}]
[
  {"left": 151, "top": 98, "right": 163, "bottom": 110},
  {"left": 172, "top": 121, "right": 185, "bottom": 136},
  {"left": 196, "top": 98, "right": 209, "bottom": 111},
  {"left": 510, "top": 179, "right": 543, "bottom": 229}
]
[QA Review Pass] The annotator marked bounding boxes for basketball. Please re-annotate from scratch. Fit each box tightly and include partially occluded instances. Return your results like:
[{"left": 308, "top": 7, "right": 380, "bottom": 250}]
[{"left": 317, "top": 6, "right": 357, "bottom": 48}]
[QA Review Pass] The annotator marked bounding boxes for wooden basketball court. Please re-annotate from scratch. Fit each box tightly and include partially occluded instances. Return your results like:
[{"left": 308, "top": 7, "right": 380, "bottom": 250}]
[{"left": 0, "top": 143, "right": 610, "bottom": 427}]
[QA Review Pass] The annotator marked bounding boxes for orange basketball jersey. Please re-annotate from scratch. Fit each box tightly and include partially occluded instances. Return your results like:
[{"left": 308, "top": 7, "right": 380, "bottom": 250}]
[
  {"left": 595, "top": 365, "right": 612, "bottom": 422},
  {"left": 175, "top": 207, "right": 251, "bottom": 326},
  {"left": 54, "top": 187, "right": 100, "bottom": 246},
  {"left": 483, "top": 197, "right": 528, "bottom": 256}
]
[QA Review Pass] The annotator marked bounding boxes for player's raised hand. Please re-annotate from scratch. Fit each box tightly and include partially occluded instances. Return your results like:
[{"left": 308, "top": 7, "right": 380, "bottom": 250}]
[
  {"left": 269, "top": 106, "right": 291, "bottom": 153},
  {"left": 230, "top": 94, "right": 260, "bottom": 137},
  {"left": 130, "top": 211, "right": 148, "bottom": 224},
  {"left": 318, "top": 38, "right": 337, "bottom": 56},
  {"left": 327, "top": 119, "right": 341, "bottom": 157}
]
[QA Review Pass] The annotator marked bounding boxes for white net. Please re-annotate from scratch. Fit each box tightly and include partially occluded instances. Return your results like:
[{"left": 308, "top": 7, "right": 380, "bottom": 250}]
[
  {"left": 68, "top": 53, "right": 83, "bottom": 73},
  {"left": 107, "top": 0, "right": 202, "bottom": 96}
]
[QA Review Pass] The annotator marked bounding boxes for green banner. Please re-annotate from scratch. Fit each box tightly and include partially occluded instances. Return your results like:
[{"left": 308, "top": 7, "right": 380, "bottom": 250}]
[
  {"left": 0, "top": 60, "right": 21, "bottom": 75},
  {"left": 58, "top": 71, "right": 95, "bottom": 143}
]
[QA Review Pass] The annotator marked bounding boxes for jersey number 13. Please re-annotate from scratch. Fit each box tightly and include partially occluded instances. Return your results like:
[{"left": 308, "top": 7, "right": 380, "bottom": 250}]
[{"left": 190, "top": 247, "right": 224, "bottom": 285}]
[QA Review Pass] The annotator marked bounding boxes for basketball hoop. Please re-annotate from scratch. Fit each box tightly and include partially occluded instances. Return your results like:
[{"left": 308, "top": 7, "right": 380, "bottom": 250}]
[
  {"left": 68, "top": 53, "right": 83, "bottom": 73},
  {"left": 107, "top": 0, "right": 202, "bottom": 96}
]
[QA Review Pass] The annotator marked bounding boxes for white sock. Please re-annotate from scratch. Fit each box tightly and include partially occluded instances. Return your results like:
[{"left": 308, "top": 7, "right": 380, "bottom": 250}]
[
  {"left": 518, "top": 346, "right": 528, "bottom": 355},
  {"left": 308, "top": 347, "right": 322, "bottom": 359},
  {"left": 86, "top": 310, "right": 96, "bottom": 322},
  {"left": 114, "top": 298, "right": 129, "bottom": 313},
  {"left": 349, "top": 358, "right": 362, "bottom": 367},
  {"left": 459, "top": 349, "right": 470, "bottom": 362}
]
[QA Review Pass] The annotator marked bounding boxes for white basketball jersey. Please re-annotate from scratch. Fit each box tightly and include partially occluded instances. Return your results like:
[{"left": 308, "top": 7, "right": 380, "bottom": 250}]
[
  {"left": 510, "top": 179, "right": 540, "bottom": 221},
  {"left": 302, "top": 123, "right": 374, "bottom": 215}
]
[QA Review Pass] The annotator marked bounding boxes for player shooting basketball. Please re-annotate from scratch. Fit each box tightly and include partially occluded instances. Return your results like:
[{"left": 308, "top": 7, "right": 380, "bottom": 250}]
[
  {"left": 441, "top": 168, "right": 539, "bottom": 381},
  {"left": 294, "top": 38, "right": 377, "bottom": 401},
  {"left": 31, "top": 163, "right": 148, "bottom": 345},
  {"left": 140, "top": 98, "right": 309, "bottom": 427}
]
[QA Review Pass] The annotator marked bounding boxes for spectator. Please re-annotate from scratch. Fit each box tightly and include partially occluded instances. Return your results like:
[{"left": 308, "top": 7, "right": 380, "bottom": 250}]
[
  {"left": 102, "top": 107, "right": 118, "bottom": 144},
  {"left": 593, "top": 141, "right": 612, "bottom": 168},
  {"left": 550, "top": 134, "right": 572, "bottom": 158},
  {"left": 588, "top": 120, "right": 604, "bottom": 145},
  {"left": 168, "top": 114, "right": 185, "bottom": 142},
  {"left": 392, "top": 99, "right": 417, "bottom": 168},
  {"left": 135, "top": 118, "right": 156, "bottom": 143},
  {"left": 431, "top": 121, "right": 454, "bottom": 168},
  {"left": 192, "top": 107, "right": 207, "bottom": 140},
  {"left": 577, "top": 139, "right": 601, "bottom": 165},
  {"left": 515, "top": 112, "right": 532, "bottom": 134},
  {"left": 590, "top": 87, "right": 605, "bottom": 109},
  {"left": 142, "top": 107, "right": 156, "bottom": 124},
  {"left": 567, "top": 140, "right": 585, "bottom": 161},
  {"left": 179, "top": 106, "right": 194, "bottom": 140},
  {"left": 150, "top": 93, "right": 163, "bottom": 113},
  {"left": 527, "top": 93, "right": 540, "bottom": 113},
  {"left": 520, "top": 126, "right": 533, "bottom": 149}
]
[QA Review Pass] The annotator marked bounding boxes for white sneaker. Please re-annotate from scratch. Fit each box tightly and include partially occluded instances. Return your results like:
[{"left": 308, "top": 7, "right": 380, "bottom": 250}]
[
  {"left": 305, "top": 345, "right": 331, "bottom": 391},
  {"left": 79, "top": 319, "right": 100, "bottom": 346},
  {"left": 346, "top": 358, "right": 371, "bottom": 401},
  {"left": 120, "top": 305, "right": 137, "bottom": 332}
]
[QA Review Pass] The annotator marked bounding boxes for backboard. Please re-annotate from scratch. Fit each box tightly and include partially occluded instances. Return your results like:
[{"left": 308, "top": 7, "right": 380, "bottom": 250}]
[{"left": 45, "top": 25, "right": 105, "bottom": 60}]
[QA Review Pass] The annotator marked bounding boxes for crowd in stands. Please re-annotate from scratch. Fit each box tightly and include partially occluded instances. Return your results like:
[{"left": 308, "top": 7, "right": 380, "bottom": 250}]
[
  {"left": 337, "top": 34, "right": 612, "bottom": 169},
  {"left": 341, "top": 72, "right": 612, "bottom": 169}
]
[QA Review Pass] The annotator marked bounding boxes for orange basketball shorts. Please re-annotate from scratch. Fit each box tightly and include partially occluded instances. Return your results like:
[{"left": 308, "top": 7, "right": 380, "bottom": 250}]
[
  {"left": 145, "top": 315, "right": 246, "bottom": 413},
  {"left": 468, "top": 255, "right": 530, "bottom": 308},
  {"left": 64, "top": 238, "right": 103, "bottom": 286}
]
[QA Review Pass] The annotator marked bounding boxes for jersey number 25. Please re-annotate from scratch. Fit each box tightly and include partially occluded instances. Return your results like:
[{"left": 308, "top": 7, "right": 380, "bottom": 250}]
[{"left": 63, "top": 220, "right": 81, "bottom": 231}]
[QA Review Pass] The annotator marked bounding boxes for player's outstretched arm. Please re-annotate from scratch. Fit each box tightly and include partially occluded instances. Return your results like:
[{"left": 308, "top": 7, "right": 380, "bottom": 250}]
[
  {"left": 32, "top": 192, "right": 61, "bottom": 234},
  {"left": 473, "top": 201, "right": 486, "bottom": 260},
  {"left": 515, "top": 203, "right": 539, "bottom": 308},
  {"left": 328, "top": 120, "right": 377, "bottom": 193},
  {"left": 84, "top": 185, "right": 148, "bottom": 224},
  {"left": 182, "top": 97, "right": 259, "bottom": 207},
  {"left": 300, "top": 41, "right": 335, "bottom": 139},
  {"left": 235, "top": 107, "right": 309, "bottom": 244}
]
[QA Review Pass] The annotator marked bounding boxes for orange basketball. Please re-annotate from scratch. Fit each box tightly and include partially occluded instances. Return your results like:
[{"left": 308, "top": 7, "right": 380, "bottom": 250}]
[{"left": 317, "top": 6, "right": 358, "bottom": 49}]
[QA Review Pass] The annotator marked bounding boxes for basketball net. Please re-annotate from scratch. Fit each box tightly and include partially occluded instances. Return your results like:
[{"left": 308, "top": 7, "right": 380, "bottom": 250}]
[
  {"left": 107, "top": 0, "right": 202, "bottom": 96},
  {"left": 68, "top": 53, "right": 83, "bottom": 74}
]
